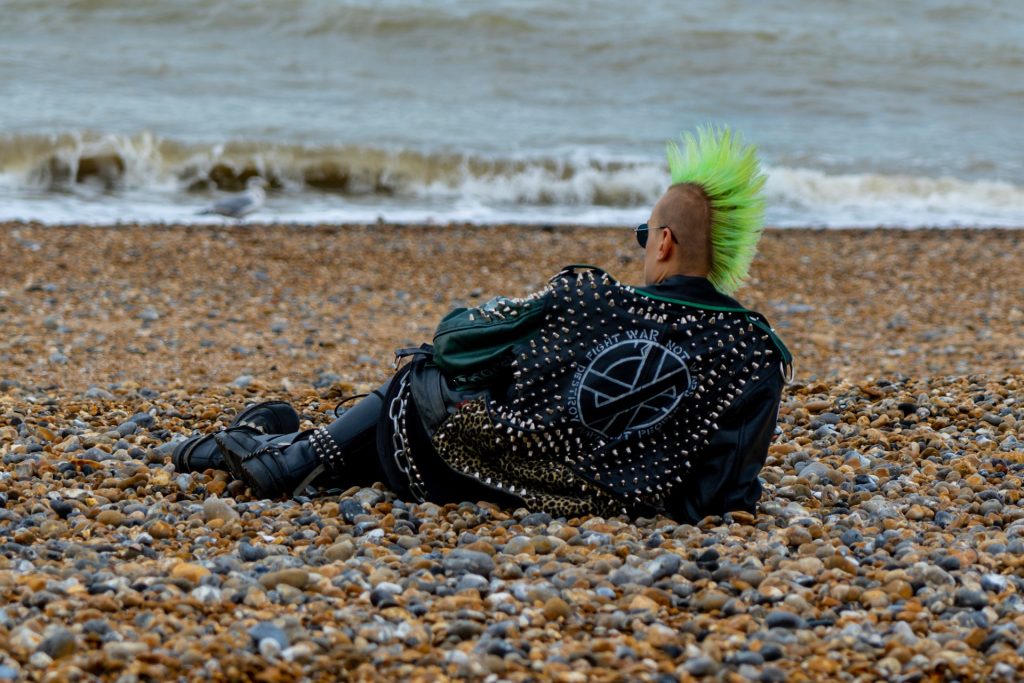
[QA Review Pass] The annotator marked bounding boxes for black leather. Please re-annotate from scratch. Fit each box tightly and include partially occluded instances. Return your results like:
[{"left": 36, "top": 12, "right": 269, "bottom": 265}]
[
  {"left": 403, "top": 357, "right": 526, "bottom": 508},
  {"left": 670, "top": 368, "right": 783, "bottom": 523},
  {"left": 232, "top": 400, "right": 300, "bottom": 434},
  {"left": 215, "top": 428, "right": 317, "bottom": 498},
  {"left": 171, "top": 434, "right": 222, "bottom": 473},
  {"left": 405, "top": 270, "right": 787, "bottom": 521},
  {"left": 172, "top": 400, "right": 300, "bottom": 474}
]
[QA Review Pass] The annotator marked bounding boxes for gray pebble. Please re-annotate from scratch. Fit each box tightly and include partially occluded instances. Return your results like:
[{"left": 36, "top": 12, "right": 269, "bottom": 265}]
[
  {"left": 49, "top": 499, "right": 74, "bottom": 519},
  {"left": 982, "top": 574, "right": 1009, "bottom": 593},
  {"left": 370, "top": 582, "right": 403, "bottom": 608},
  {"left": 84, "top": 387, "right": 115, "bottom": 400},
  {"left": 353, "top": 487, "right": 386, "bottom": 507},
  {"left": 353, "top": 521, "right": 380, "bottom": 536},
  {"left": 105, "top": 642, "right": 150, "bottom": 660},
  {"left": 485, "top": 638, "right": 516, "bottom": 658},
  {"left": 456, "top": 574, "right": 490, "bottom": 593},
  {"left": 80, "top": 447, "right": 113, "bottom": 461},
  {"left": 203, "top": 497, "right": 239, "bottom": 523},
  {"left": 765, "top": 610, "right": 807, "bottom": 629},
  {"left": 643, "top": 553, "right": 681, "bottom": 581},
  {"left": 798, "top": 461, "right": 837, "bottom": 484},
  {"left": 239, "top": 542, "right": 268, "bottom": 562},
  {"left": 981, "top": 499, "right": 1003, "bottom": 515},
  {"left": 684, "top": 655, "right": 719, "bottom": 676},
  {"left": 248, "top": 622, "right": 289, "bottom": 649},
  {"left": 37, "top": 628, "right": 76, "bottom": 659},
  {"left": 447, "top": 621, "right": 483, "bottom": 641},
  {"left": 29, "top": 652, "right": 52, "bottom": 669},
  {"left": 116, "top": 421, "right": 138, "bottom": 436},
  {"left": 340, "top": 498, "right": 367, "bottom": 523},
  {"left": 954, "top": 588, "right": 988, "bottom": 608},
  {"left": 313, "top": 372, "right": 341, "bottom": 388},
  {"left": 609, "top": 565, "right": 654, "bottom": 588},
  {"left": 729, "top": 651, "right": 764, "bottom": 666},
  {"left": 191, "top": 585, "right": 222, "bottom": 605},
  {"left": 581, "top": 531, "right": 612, "bottom": 547},
  {"left": 444, "top": 549, "right": 495, "bottom": 578},
  {"left": 129, "top": 412, "right": 155, "bottom": 428},
  {"left": 520, "top": 512, "right": 552, "bottom": 527}
]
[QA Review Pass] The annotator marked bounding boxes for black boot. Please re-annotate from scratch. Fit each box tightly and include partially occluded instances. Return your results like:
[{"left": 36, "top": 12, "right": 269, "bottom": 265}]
[
  {"left": 171, "top": 434, "right": 222, "bottom": 473},
  {"left": 172, "top": 401, "right": 301, "bottom": 473},
  {"left": 213, "top": 386, "right": 393, "bottom": 498},
  {"left": 214, "top": 429, "right": 324, "bottom": 499}
]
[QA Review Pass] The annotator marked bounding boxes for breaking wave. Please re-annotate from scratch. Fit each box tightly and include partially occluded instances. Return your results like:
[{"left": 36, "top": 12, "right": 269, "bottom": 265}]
[
  {"left": 0, "top": 131, "right": 663, "bottom": 204},
  {"left": 1, "top": 132, "right": 1023, "bottom": 227}
]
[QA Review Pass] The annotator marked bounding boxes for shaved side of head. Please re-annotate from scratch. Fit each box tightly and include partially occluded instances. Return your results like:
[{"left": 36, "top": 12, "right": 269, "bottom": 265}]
[
  {"left": 663, "top": 183, "right": 713, "bottom": 275},
  {"left": 643, "top": 182, "right": 715, "bottom": 285}
]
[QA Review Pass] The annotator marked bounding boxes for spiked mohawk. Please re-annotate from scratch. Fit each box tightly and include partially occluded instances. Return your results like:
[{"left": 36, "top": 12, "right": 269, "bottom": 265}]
[{"left": 666, "top": 125, "right": 767, "bottom": 295}]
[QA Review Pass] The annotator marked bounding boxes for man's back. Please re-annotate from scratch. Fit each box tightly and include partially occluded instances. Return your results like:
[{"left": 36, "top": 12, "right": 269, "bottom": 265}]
[{"left": 425, "top": 266, "right": 790, "bottom": 521}]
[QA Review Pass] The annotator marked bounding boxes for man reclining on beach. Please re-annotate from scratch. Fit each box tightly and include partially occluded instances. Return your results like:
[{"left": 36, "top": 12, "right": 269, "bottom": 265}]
[{"left": 171, "top": 126, "right": 791, "bottom": 523}]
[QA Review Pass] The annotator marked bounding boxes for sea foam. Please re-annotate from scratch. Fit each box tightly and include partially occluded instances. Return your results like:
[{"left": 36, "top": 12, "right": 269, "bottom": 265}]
[{"left": 1, "top": 132, "right": 1022, "bottom": 227}]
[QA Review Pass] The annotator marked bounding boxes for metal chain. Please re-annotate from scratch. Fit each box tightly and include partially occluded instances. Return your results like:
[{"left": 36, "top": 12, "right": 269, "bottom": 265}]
[{"left": 388, "top": 372, "right": 428, "bottom": 501}]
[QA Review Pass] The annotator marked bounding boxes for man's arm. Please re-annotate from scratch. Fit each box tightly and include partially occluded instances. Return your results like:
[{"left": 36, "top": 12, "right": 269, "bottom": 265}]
[{"left": 669, "top": 369, "right": 784, "bottom": 523}]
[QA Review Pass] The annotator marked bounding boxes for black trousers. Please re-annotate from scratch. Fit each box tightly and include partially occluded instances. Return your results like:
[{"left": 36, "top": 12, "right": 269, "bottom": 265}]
[
  {"left": 313, "top": 378, "right": 394, "bottom": 488},
  {"left": 248, "top": 379, "right": 394, "bottom": 491}
]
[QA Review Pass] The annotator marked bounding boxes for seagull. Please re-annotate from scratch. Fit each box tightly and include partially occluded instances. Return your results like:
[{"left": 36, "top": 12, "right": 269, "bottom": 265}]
[{"left": 199, "top": 176, "right": 267, "bottom": 219}]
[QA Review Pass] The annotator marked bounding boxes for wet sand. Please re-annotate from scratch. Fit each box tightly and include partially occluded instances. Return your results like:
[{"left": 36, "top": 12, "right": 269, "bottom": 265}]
[{"left": 0, "top": 223, "right": 1022, "bottom": 681}]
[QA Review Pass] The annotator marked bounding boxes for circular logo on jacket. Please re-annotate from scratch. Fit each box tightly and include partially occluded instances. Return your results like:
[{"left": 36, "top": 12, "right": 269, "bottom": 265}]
[{"left": 574, "top": 339, "right": 691, "bottom": 438}]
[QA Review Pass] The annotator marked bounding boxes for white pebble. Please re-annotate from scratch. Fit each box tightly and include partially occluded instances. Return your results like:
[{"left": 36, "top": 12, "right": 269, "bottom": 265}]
[
  {"left": 191, "top": 585, "right": 222, "bottom": 605},
  {"left": 258, "top": 638, "right": 281, "bottom": 659}
]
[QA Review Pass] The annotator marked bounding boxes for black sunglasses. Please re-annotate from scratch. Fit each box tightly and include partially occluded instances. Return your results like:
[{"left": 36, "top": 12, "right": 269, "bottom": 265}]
[{"left": 635, "top": 223, "right": 679, "bottom": 248}]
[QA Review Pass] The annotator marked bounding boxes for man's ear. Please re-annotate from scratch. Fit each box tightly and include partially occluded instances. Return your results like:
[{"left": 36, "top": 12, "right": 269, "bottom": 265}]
[{"left": 656, "top": 227, "right": 674, "bottom": 261}]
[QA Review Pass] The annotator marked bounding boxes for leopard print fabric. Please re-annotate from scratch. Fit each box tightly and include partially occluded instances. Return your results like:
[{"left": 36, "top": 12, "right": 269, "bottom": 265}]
[{"left": 431, "top": 398, "right": 624, "bottom": 518}]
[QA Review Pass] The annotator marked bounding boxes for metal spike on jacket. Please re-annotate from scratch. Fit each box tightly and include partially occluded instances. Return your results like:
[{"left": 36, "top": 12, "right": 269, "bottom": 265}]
[{"left": 480, "top": 265, "right": 785, "bottom": 514}]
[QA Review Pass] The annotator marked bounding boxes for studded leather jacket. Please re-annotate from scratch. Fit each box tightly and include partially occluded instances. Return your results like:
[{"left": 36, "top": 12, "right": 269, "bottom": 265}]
[{"left": 394, "top": 266, "right": 791, "bottom": 522}]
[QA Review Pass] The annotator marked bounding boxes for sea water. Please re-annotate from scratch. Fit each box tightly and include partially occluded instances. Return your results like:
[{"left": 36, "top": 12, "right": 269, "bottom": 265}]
[{"left": 1, "top": 0, "right": 1022, "bottom": 227}]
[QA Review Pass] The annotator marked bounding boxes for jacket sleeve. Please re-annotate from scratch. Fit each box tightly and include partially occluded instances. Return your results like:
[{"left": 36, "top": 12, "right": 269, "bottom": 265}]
[{"left": 669, "top": 368, "right": 784, "bottom": 524}]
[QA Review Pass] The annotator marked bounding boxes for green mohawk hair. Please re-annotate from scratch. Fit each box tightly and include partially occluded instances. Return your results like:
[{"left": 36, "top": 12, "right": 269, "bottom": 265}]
[{"left": 666, "top": 125, "right": 767, "bottom": 295}]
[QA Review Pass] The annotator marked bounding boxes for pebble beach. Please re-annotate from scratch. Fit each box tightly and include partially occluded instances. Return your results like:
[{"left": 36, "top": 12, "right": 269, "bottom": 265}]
[{"left": 1, "top": 222, "right": 1023, "bottom": 682}]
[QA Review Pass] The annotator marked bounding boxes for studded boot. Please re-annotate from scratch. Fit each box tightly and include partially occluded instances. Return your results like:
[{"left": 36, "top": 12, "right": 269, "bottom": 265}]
[
  {"left": 172, "top": 401, "right": 300, "bottom": 473},
  {"left": 214, "top": 387, "right": 390, "bottom": 498},
  {"left": 214, "top": 428, "right": 324, "bottom": 499}
]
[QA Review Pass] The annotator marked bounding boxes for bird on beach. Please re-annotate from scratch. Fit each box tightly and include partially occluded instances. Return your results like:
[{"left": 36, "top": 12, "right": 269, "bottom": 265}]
[{"left": 199, "top": 176, "right": 267, "bottom": 219}]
